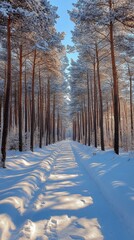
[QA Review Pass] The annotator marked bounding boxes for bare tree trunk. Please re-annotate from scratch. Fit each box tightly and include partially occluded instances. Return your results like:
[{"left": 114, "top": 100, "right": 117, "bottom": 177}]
[
  {"left": 128, "top": 64, "right": 133, "bottom": 143},
  {"left": 119, "top": 98, "right": 123, "bottom": 148},
  {"left": 87, "top": 70, "right": 91, "bottom": 146},
  {"left": 84, "top": 107, "right": 87, "bottom": 145},
  {"left": 77, "top": 112, "right": 80, "bottom": 142},
  {"left": 14, "top": 81, "right": 18, "bottom": 127},
  {"left": 96, "top": 43, "right": 105, "bottom": 150},
  {"left": 1, "top": 16, "right": 11, "bottom": 167},
  {"left": 109, "top": 0, "right": 119, "bottom": 154},
  {"left": 24, "top": 62, "right": 27, "bottom": 138},
  {"left": 18, "top": 45, "right": 23, "bottom": 151},
  {"left": 57, "top": 111, "right": 60, "bottom": 141},
  {"left": 73, "top": 119, "right": 76, "bottom": 141},
  {"left": 9, "top": 83, "right": 12, "bottom": 131},
  {"left": 39, "top": 66, "right": 43, "bottom": 148},
  {"left": 93, "top": 58, "right": 97, "bottom": 148},
  {"left": 0, "top": 97, "right": 2, "bottom": 138},
  {"left": 30, "top": 49, "right": 36, "bottom": 151},
  {"left": 53, "top": 94, "right": 55, "bottom": 143},
  {"left": 46, "top": 78, "right": 50, "bottom": 145}
]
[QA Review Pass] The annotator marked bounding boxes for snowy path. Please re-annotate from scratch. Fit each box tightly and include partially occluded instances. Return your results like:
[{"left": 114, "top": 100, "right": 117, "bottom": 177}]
[{"left": 0, "top": 141, "right": 134, "bottom": 240}]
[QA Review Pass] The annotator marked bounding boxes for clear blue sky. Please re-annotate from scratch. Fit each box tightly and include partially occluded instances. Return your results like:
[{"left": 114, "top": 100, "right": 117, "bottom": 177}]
[{"left": 50, "top": 0, "right": 78, "bottom": 62}]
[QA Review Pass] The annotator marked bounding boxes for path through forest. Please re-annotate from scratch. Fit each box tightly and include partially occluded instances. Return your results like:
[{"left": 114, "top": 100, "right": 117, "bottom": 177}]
[{"left": 0, "top": 141, "right": 134, "bottom": 240}]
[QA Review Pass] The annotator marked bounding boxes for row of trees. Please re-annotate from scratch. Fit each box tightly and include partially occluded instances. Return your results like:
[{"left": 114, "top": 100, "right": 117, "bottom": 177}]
[
  {"left": 0, "top": 0, "right": 68, "bottom": 167},
  {"left": 69, "top": 0, "right": 134, "bottom": 154}
]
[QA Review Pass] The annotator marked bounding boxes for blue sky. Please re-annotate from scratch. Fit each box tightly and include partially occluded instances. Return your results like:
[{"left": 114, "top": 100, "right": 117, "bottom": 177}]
[{"left": 50, "top": 0, "right": 78, "bottom": 62}]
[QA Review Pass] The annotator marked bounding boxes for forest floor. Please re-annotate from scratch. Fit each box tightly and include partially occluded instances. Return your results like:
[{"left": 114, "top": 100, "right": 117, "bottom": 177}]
[{"left": 0, "top": 140, "right": 134, "bottom": 240}]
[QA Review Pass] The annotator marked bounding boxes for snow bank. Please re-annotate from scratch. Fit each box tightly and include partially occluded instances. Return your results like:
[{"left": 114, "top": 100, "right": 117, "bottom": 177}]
[
  {"left": 0, "top": 143, "right": 62, "bottom": 240},
  {"left": 71, "top": 142, "right": 134, "bottom": 237}
]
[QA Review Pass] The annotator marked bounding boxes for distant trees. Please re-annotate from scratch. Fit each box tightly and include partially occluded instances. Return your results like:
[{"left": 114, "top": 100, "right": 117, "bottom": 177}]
[
  {"left": 0, "top": 0, "right": 67, "bottom": 167},
  {"left": 69, "top": 0, "right": 134, "bottom": 154}
]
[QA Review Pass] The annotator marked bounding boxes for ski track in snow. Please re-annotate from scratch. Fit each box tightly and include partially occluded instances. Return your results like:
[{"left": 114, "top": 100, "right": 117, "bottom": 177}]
[{"left": 0, "top": 140, "right": 134, "bottom": 240}]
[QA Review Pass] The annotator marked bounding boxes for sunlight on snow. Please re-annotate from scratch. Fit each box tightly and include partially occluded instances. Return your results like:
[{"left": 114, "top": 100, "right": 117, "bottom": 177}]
[
  {"left": 18, "top": 216, "right": 103, "bottom": 240},
  {"left": 112, "top": 181, "right": 127, "bottom": 188},
  {"left": 90, "top": 163, "right": 106, "bottom": 168},
  {"left": 34, "top": 192, "right": 93, "bottom": 210},
  {"left": 0, "top": 214, "right": 16, "bottom": 240},
  {"left": 0, "top": 141, "right": 133, "bottom": 239},
  {"left": 50, "top": 173, "right": 79, "bottom": 180},
  {"left": 0, "top": 197, "right": 25, "bottom": 214}
]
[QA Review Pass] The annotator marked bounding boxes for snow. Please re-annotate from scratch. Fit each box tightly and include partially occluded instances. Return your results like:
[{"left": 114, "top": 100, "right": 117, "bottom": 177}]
[{"left": 0, "top": 140, "right": 134, "bottom": 240}]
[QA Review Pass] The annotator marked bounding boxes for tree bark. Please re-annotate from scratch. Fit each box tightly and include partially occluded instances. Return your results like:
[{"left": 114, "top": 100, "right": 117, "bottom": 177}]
[
  {"left": 57, "top": 111, "right": 60, "bottom": 141},
  {"left": 30, "top": 49, "right": 36, "bottom": 151},
  {"left": 109, "top": 0, "right": 119, "bottom": 154},
  {"left": 87, "top": 70, "right": 91, "bottom": 146},
  {"left": 46, "top": 78, "right": 50, "bottom": 145},
  {"left": 95, "top": 43, "right": 105, "bottom": 150},
  {"left": 1, "top": 16, "right": 12, "bottom": 167},
  {"left": 53, "top": 94, "right": 55, "bottom": 143},
  {"left": 128, "top": 64, "right": 133, "bottom": 139},
  {"left": 18, "top": 45, "right": 23, "bottom": 151},
  {"left": 24, "top": 62, "right": 27, "bottom": 137},
  {"left": 93, "top": 58, "right": 97, "bottom": 148},
  {"left": 39, "top": 66, "right": 43, "bottom": 148}
]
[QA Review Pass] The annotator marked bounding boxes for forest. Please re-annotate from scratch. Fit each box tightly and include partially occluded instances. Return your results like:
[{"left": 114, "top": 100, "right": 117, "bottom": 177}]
[
  {"left": 0, "top": 1, "right": 134, "bottom": 240},
  {"left": 0, "top": 0, "right": 133, "bottom": 163}
]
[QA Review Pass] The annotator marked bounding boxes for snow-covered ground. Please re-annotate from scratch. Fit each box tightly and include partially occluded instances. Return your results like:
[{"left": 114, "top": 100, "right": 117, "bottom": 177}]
[{"left": 0, "top": 140, "right": 134, "bottom": 240}]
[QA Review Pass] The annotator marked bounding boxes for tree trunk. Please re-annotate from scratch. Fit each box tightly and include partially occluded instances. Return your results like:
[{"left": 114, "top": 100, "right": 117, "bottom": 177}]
[
  {"left": 18, "top": 45, "right": 23, "bottom": 151},
  {"left": 77, "top": 112, "right": 80, "bottom": 142},
  {"left": 93, "top": 58, "right": 97, "bottom": 148},
  {"left": 109, "top": 0, "right": 119, "bottom": 154},
  {"left": 1, "top": 16, "right": 11, "bottom": 167},
  {"left": 53, "top": 94, "right": 55, "bottom": 143},
  {"left": 30, "top": 49, "right": 36, "bottom": 151},
  {"left": 84, "top": 107, "right": 87, "bottom": 145},
  {"left": 95, "top": 43, "right": 105, "bottom": 150},
  {"left": 128, "top": 64, "right": 133, "bottom": 140},
  {"left": 39, "top": 66, "right": 43, "bottom": 148},
  {"left": 46, "top": 78, "right": 50, "bottom": 145},
  {"left": 0, "top": 97, "right": 2, "bottom": 138},
  {"left": 87, "top": 70, "right": 91, "bottom": 146},
  {"left": 57, "top": 111, "right": 60, "bottom": 141},
  {"left": 25, "top": 62, "right": 27, "bottom": 137}
]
